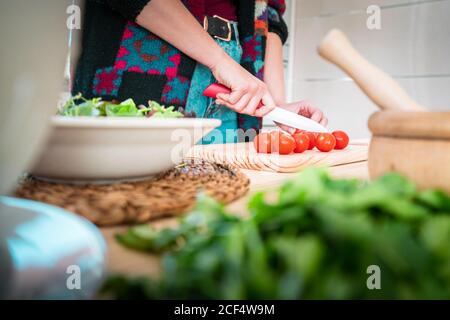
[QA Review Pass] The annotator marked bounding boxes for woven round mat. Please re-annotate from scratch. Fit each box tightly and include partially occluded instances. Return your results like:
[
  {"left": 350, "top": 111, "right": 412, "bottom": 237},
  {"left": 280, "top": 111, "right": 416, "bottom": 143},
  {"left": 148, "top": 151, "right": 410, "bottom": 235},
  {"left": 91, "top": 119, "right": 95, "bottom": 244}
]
[{"left": 14, "top": 160, "right": 249, "bottom": 226}]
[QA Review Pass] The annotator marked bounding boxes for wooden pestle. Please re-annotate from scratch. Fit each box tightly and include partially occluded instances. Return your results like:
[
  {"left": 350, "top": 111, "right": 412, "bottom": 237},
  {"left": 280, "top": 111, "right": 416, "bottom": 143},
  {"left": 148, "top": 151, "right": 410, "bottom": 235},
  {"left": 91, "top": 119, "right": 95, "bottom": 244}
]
[{"left": 317, "top": 29, "right": 426, "bottom": 112}]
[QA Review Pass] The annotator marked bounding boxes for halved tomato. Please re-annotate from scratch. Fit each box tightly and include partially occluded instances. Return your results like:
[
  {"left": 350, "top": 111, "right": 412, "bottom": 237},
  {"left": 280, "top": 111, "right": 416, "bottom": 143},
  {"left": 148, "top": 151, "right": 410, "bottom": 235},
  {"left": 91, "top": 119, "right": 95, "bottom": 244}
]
[{"left": 253, "top": 132, "right": 272, "bottom": 153}]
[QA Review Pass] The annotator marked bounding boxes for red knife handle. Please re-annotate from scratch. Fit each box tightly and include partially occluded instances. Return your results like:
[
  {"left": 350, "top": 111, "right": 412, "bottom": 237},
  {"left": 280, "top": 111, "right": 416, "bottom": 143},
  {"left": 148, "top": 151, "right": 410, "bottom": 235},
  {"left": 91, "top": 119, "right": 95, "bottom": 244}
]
[
  {"left": 203, "top": 83, "right": 264, "bottom": 109},
  {"left": 203, "top": 83, "right": 231, "bottom": 98}
]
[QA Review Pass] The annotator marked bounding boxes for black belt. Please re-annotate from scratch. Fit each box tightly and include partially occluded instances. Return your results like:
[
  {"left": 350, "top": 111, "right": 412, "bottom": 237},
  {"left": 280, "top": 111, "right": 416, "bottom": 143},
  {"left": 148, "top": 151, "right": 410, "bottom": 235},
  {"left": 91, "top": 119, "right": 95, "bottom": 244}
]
[{"left": 203, "top": 15, "right": 236, "bottom": 41}]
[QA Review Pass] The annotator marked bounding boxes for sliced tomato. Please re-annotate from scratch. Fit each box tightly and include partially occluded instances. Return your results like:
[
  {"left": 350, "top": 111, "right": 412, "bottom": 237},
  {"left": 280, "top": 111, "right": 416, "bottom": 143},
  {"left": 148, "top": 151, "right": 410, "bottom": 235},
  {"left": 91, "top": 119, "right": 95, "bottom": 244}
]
[
  {"left": 332, "top": 130, "right": 349, "bottom": 150},
  {"left": 316, "top": 133, "right": 336, "bottom": 152},
  {"left": 253, "top": 132, "right": 272, "bottom": 153},
  {"left": 293, "top": 133, "right": 310, "bottom": 153}
]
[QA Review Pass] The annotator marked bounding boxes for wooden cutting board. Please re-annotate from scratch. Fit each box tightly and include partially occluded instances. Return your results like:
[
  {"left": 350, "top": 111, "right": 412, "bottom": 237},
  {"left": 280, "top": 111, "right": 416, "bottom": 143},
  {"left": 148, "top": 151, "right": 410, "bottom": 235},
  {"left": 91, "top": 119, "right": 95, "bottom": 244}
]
[{"left": 187, "top": 140, "right": 369, "bottom": 173}]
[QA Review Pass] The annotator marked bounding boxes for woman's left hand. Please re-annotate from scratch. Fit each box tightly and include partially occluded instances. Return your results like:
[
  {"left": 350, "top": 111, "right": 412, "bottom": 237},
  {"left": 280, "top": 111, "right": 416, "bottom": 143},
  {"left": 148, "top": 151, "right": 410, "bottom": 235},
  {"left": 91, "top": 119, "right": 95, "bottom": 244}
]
[{"left": 276, "top": 101, "right": 328, "bottom": 134}]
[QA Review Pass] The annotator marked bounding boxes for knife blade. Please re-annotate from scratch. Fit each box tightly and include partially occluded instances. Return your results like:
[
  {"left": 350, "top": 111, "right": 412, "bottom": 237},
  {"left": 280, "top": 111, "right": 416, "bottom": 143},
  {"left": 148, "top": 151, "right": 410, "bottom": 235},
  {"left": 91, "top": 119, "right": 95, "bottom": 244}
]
[
  {"left": 203, "top": 83, "right": 328, "bottom": 133},
  {"left": 265, "top": 107, "right": 328, "bottom": 133}
]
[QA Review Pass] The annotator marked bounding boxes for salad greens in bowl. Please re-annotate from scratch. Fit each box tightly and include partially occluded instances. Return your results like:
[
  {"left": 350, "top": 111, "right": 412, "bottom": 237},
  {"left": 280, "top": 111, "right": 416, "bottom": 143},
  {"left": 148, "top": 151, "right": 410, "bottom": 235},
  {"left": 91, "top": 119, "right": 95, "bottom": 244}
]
[
  {"left": 58, "top": 94, "right": 185, "bottom": 118},
  {"left": 30, "top": 95, "right": 221, "bottom": 183}
]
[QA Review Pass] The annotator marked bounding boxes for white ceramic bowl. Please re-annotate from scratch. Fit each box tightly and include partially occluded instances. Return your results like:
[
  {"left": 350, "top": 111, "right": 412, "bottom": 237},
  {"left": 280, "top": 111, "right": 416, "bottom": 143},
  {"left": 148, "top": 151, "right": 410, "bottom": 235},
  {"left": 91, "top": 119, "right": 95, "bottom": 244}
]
[{"left": 30, "top": 116, "right": 221, "bottom": 183}]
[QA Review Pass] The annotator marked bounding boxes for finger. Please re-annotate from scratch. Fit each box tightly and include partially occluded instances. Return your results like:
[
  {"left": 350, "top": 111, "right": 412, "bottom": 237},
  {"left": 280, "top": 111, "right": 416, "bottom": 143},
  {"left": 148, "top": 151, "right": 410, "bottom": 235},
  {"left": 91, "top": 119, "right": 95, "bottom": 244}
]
[
  {"left": 261, "top": 92, "right": 277, "bottom": 111},
  {"left": 276, "top": 123, "right": 296, "bottom": 134},
  {"left": 216, "top": 93, "right": 231, "bottom": 101},
  {"left": 320, "top": 117, "right": 328, "bottom": 127},
  {"left": 310, "top": 110, "right": 324, "bottom": 123},
  {"left": 242, "top": 90, "right": 264, "bottom": 115},
  {"left": 231, "top": 93, "right": 252, "bottom": 113},
  {"left": 215, "top": 99, "right": 233, "bottom": 110},
  {"left": 217, "top": 101, "right": 234, "bottom": 111},
  {"left": 216, "top": 93, "right": 236, "bottom": 108},
  {"left": 254, "top": 105, "right": 274, "bottom": 118},
  {"left": 297, "top": 101, "right": 314, "bottom": 117},
  {"left": 227, "top": 89, "right": 247, "bottom": 104}
]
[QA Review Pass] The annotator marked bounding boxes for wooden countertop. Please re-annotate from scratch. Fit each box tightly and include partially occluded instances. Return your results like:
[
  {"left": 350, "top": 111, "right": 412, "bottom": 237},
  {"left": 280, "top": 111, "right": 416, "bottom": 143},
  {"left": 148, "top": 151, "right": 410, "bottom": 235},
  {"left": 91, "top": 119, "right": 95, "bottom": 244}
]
[{"left": 101, "top": 160, "right": 369, "bottom": 277}]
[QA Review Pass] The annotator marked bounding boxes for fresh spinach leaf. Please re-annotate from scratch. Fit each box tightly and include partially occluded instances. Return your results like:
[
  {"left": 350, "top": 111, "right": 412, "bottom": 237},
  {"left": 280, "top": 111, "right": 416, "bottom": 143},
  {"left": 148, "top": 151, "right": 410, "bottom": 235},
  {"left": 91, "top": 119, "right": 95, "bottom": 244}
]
[{"left": 103, "top": 169, "right": 450, "bottom": 299}]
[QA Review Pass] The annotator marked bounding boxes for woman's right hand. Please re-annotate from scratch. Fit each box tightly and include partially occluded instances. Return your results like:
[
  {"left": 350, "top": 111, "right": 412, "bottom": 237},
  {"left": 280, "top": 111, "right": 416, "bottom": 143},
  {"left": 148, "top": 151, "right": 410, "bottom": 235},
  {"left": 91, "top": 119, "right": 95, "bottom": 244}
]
[{"left": 210, "top": 53, "right": 276, "bottom": 118}]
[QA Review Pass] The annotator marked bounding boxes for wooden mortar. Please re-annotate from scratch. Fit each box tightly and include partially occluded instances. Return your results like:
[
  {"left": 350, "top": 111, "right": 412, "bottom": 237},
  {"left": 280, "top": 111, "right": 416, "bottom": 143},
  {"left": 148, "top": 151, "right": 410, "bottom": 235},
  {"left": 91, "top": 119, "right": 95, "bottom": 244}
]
[
  {"left": 369, "top": 111, "right": 450, "bottom": 193},
  {"left": 317, "top": 29, "right": 450, "bottom": 192}
]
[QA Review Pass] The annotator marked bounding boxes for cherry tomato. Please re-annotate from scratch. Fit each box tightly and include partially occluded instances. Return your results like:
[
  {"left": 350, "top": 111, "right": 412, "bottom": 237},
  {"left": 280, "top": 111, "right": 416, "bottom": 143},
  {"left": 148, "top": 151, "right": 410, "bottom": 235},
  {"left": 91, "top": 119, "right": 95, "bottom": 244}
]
[
  {"left": 271, "top": 131, "right": 295, "bottom": 155},
  {"left": 303, "top": 132, "right": 316, "bottom": 150},
  {"left": 332, "top": 130, "right": 349, "bottom": 150},
  {"left": 292, "top": 130, "right": 316, "bottom": 149},
  {"left": 316, "top": 133, "right": 336, "bottom": 152},
  {"left": 253, "top": 132, "right": 272, "bottom": 153},
  {"left": 293, "top": 133, "right": 310, "bottom": 153}
]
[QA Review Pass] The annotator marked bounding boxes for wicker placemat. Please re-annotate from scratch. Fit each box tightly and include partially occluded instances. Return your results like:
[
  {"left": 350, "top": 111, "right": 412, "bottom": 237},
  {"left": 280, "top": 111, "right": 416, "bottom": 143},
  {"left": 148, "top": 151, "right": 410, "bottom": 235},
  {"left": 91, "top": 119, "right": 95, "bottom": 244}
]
[{"left": 14, "top": 159, "right": 249, "bottom": 226}]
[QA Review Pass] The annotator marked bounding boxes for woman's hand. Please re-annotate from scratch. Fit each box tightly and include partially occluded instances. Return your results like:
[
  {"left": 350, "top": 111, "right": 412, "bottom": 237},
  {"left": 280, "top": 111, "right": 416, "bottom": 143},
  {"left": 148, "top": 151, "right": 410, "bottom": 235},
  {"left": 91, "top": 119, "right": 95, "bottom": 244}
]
[
  {"left": 211, "top": 54, "right": 277, "bottom": 118},
  {"left": 136, "top": 0, "right": 276, "bottom": 118},
  {"left": 277, "top": 101, "right": 328, "bottom": 133},
  {"left": 262, "top": 32, "right": 327, "bottom": 132}
]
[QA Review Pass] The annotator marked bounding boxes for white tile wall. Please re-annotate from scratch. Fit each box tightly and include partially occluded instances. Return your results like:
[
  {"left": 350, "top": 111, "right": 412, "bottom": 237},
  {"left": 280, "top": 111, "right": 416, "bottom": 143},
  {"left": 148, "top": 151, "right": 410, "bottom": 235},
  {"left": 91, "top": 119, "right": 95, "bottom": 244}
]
[
  {"left": 285, "top": 0, "right": 450, "bottom": 138},
  {"left": 295, "top": 0, "right": 444, "bottom": 18},
  {"left": 264, "top": 0, "right": 296, "bottom": 126},
  {"left": 292, "top": 77, "right": 450, "bottom": 136}
]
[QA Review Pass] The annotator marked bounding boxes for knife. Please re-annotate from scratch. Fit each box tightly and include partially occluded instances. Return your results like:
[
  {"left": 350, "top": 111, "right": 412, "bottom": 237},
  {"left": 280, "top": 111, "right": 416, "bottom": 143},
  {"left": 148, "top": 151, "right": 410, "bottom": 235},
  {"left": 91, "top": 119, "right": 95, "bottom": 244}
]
[{"left": 203, "top": 83, "right": 328, "bottom": 133}]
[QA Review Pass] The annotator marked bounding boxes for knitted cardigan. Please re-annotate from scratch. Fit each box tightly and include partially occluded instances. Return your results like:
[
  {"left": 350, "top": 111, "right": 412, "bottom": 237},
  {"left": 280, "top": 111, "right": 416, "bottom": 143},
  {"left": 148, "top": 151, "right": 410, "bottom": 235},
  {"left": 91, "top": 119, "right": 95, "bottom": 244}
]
[{"left": 73, "top": 0, "right": 288, "bottom": 132}]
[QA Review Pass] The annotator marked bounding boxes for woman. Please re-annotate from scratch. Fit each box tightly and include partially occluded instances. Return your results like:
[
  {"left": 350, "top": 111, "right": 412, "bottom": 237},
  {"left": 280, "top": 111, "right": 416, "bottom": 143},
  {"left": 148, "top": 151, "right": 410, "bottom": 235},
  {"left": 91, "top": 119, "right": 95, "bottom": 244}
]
[{"left": 74, "top": 0, "right": 327, "bottom": 143}]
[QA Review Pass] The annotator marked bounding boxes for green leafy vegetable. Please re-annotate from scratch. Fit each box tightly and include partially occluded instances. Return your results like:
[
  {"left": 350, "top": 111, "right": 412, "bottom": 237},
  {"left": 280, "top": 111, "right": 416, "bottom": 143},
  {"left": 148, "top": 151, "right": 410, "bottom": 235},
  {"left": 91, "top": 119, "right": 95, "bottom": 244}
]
[
  {"left": 148, "top": 101, "right": 184, "bottom": 118},
  {"left": 59, "top": 94, "right": 105, "bottom": 116},
  {"left": 102, "top": 169, "right": 450, "bottom": 299},
  {"left": 58, "top": 94, "right": 183, "bottom": 118},
  {"left": 104, "top": 99, "right": 146, "bottom": 117}
]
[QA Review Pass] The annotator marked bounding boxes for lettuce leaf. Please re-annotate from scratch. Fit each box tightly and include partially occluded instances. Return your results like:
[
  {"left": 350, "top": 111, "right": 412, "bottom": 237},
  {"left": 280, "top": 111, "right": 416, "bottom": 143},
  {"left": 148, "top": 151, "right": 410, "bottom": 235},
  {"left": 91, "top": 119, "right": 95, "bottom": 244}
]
[{"left": 58, "top": 94, "right": 184, "bottom": 118}]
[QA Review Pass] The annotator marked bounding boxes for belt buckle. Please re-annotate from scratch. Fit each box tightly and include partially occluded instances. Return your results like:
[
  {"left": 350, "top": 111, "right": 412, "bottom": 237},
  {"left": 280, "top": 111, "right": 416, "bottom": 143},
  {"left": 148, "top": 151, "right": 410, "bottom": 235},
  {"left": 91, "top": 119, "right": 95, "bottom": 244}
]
[{"left": 203, "top": 15, "right": 232, "bottom": 42}]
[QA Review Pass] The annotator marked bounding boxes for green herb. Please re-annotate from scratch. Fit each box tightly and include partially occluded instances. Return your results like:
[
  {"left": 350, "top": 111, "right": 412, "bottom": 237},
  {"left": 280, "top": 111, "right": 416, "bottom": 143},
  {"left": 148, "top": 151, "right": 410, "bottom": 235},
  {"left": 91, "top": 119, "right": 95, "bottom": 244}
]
[
  {"left": 58, "top": 94, "right": 183, "bottom": 118},
  {"left": 102, "top": 169, "right": 450, "bottom": 299}
]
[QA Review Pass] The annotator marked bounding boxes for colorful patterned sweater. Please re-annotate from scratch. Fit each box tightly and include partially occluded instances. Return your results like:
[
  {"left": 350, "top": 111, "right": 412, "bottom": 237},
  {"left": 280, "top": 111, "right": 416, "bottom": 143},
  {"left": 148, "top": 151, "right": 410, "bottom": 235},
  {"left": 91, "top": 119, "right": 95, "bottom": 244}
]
[{"left": 73, "top": 0, "right": 288, "bottom": 132}]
